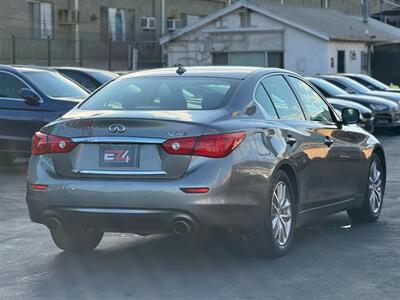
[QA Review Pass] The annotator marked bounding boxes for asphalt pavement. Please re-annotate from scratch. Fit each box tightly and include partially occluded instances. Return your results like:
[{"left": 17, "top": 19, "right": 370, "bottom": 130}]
[{"left": 0, "top": 133, "right": 399, "bottom": 300}]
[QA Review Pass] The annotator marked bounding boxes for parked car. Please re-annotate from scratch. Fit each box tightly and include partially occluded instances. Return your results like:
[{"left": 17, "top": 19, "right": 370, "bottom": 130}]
[
  {"left": 340, "top": 74, "right": 400, "bottom": 93},
  {"left": 320, "top": 75, "right": 400, "bottom": 106},
  {"left": 26, "top": 67, "right": 386, "bottom": 257},
  {"left": 52, "top": 67, "right": 118, "bottom": 92},
  {"left": 0, "top": 65, "right": 89, "bottom": 165},
  {"left": 307, "top": 77, "right": 400, "bottom": 129},
  {"left": 326, "top": 98, "right": 374, "bottom": 132}
]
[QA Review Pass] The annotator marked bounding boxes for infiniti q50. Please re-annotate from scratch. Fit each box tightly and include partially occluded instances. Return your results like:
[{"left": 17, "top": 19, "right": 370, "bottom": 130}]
[{"left": 26, "top": 67, "right": 386, "bottom": 257}]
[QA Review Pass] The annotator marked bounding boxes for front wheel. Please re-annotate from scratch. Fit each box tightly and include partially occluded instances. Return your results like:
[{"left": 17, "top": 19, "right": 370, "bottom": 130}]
[
  {"left": 50, "top": 226, "right": 103, "bottom": 252},
  {"left": 256, "top": 170, "right": 296, "bottom": 258},
  {"left": 347, "top": 154, "right": 385, "bottom": 223}
]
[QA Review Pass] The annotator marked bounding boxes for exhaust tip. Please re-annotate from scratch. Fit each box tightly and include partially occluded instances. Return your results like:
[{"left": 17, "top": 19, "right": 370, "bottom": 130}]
[
  {"left": 45, "top": 217, "right": 61, "bottom": 231},
  {"left": 172, "top": 219, "right": 193, "bottom": 235}
]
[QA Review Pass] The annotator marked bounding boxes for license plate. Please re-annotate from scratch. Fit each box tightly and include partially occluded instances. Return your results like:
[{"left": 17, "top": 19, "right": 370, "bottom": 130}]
[{"left": 99, "top": 145, "right": 139, "bottom": 168}]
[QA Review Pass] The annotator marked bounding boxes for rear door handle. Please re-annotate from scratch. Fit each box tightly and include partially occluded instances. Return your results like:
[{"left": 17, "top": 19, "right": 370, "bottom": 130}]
[
  {"left": 323, "top": 136, "right": 334, "bottom": 147},
  {"left": 285, "top": 135, "right": 297, "bottom": 147}
]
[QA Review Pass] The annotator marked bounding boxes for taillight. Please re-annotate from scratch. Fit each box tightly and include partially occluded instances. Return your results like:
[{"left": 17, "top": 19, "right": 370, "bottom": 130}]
[
  {"left": 32, "top": 132, "right": 77, "bottom": 155},
  {"left": 161, "top": 132, "right": 245, "bottom": 158}
]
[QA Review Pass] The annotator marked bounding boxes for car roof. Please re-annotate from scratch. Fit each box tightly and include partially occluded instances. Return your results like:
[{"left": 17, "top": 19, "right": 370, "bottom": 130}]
[
  {"left": 319, "top": 75, "right": 348, "bottom": 81},
  {"left": 0, "top": 64, "right": 57, "bottom": 73},
  {"left": 121, "top": 66, "right": 277, "bottom": 80},
  {"left": 53, "top": 66, "right": 117, "bottom": 74}
]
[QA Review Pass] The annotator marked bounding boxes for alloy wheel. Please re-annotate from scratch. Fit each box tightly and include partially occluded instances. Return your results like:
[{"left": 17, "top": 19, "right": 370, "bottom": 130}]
[
  {"left": 369, "top": 161, "right": 383, "bottom": 214},
  {"left": 271, "top": 181, "right": 292, "bottom": 246}
]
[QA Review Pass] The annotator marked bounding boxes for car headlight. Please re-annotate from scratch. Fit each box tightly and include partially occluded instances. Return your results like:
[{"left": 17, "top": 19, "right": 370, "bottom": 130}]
[{"left": 369, "top": 104, "right": 388, "bottom": 111}]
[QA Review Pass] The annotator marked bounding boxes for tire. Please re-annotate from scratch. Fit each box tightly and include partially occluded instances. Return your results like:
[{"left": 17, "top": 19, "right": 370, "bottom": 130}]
[
  {"left": 256, "top": 170, "right": 296, "bottom": 258},
  {"left": 50, "top": 226, "right": 103, "bottom": 252},
  {"left": 347, "top": 154, "right": 385, "bottom": 223},
  {"left": 0, "top": 152, "right": 16, "bottom": 166}
]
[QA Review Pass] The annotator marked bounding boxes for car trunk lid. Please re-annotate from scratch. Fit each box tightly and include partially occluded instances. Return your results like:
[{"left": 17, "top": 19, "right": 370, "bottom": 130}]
[{"left": 41, "top": 109, "right": 229, "bottom": 179}]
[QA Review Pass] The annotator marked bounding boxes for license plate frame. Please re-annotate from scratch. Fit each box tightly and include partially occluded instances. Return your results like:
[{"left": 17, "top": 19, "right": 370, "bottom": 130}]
[{"left": 99, "top": 145, "right": 140, "bottom": 168}]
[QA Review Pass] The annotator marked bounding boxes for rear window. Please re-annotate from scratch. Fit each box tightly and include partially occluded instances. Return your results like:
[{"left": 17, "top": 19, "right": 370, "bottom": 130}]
[
  {"left": 22, "top": 70, "right": 89, "bottom": 99},
  {"left": 79, "top": 77, "right": 240, "bottom": 110}
]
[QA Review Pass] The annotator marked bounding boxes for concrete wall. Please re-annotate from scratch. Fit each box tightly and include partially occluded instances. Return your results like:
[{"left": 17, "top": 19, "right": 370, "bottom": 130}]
[
  {"left": 164, "top": 9, "right": 285, "bottom": 66},
  {"left": 284, "top": 27, "right": 328, "bottom": 75},
  {"left": 164, "top": 8, "right": 330, "bottom": 75},
  {"left": 327, "top": 42, "right": 368, "bottom": 74}
]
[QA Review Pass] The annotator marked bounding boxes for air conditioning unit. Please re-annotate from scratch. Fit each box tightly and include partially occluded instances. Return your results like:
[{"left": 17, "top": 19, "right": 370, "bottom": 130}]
[
  {"left": 167, "top": 19, "right": 180, "bottom": 31},
  {"left": 141, "top": 17, "right": 156, "bottom": 30},
  {"left": 58, "top": 9, "right": 79, "bottom": 25}
]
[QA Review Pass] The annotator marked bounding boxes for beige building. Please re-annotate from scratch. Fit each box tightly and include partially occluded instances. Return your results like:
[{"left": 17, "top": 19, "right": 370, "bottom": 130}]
[{"left": 0, "top": 0, "right": 228, "bottom": 69}]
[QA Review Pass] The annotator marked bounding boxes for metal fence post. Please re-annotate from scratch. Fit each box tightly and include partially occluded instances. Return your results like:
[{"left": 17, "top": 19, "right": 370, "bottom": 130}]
[
  {"left": 108, "top": 39, "right": 112, "bottom": 71},
  {"left": 47, "top": 36, "right": 51, "bottom": 66},
  {"left": 12, "top": 35, "right": 16, "bottom": 64},
  {"left": 79, "top": 39, "right": 83, "bottom": 67}
]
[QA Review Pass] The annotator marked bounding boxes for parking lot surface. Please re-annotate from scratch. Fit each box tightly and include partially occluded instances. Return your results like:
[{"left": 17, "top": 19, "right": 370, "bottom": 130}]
[{"left": 1, "top": 133, "right": 399, "bottom": 300}]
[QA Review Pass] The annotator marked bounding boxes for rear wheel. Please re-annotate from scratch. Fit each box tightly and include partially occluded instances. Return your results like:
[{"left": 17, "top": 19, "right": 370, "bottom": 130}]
[
  {"left": 50, "top": 226, "right": 103, "bottom": 252},
  {"left": 0, "top": 153, "right": 15, "bottom": 166},
  {"left": 347, "top": 154, "right": 385, "bottom": 223},
  {"left": 256, "top": 170, "right": 296, "bottom": 258}
]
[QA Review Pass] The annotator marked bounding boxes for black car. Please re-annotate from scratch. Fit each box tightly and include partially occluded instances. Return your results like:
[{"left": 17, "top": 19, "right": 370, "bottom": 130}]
[
  {"left": 341, "top": 74, "right": 400, "bottom": 93},
  {"left": 52, "top": 67, "right": 118, "bottom": 92},
  {"left": 307, "top": 77, "right": 400, "bottom": 129},
  {"left": 320, "top": 75, "right": 400, "bottom": 106},
  {"left": 0, "top": 65, "right": 89, "bottom": 165},
  {"left": 326, "top": 98, "right": 374, "bottom": 132}
]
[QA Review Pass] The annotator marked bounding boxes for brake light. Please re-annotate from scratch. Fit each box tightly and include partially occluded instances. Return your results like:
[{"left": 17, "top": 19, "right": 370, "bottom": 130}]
[
  {"left": 180, "top": 187, "right": 209, "bottom": 194},
  {"left": 30, "top": 184, "right": 48, "bottom": 191},
  {"left": 161, "top": 132, "right": 245, "bottom": 158},
  {"left": 32, "top": 132, "right": 77, "bottom": 155}
]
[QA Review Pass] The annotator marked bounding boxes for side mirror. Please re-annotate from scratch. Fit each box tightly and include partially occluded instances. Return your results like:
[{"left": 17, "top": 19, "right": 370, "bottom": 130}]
[
  {"left": 342, "top": 107, "right": 360, "bottom": 125},
  {"left": 19, "top": 88, "right": 41, "bottom": 105}
]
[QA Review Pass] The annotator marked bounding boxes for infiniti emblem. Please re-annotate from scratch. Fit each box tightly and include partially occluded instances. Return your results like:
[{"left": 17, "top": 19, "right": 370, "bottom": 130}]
[{"left": 109, "top": 124, "right": 126, "bottom": 134}]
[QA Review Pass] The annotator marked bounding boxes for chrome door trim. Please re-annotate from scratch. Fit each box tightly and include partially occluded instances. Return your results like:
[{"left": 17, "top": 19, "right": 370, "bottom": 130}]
[
  {"left": 71, "top": 136, "right": 167, "bottom": 144},
  {"left": 71, "top": 169, "right": 167, "bottom": 176}
]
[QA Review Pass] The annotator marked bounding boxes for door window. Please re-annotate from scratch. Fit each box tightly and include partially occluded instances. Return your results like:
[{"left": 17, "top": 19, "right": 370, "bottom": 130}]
[
  {"left": 254, "top": 84, "right": 278, "bottom": 119},
  {"left": 288, "top": 76, "right": 333, "bottom": 123},
  {"left": 261, "top": 75, "right": 305, "bottom": 120},
  {"left": 0, "top": 73, "right": 28, "bottom": 99}
]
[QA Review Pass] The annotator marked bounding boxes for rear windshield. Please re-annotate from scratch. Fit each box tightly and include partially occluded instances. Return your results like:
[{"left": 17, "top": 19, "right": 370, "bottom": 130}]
[
  {"left": 22, "top": 70, "right": 89, "bottom": 99},
  {"left": 79, "top": 77, "right": 240, "bottom": 110}
]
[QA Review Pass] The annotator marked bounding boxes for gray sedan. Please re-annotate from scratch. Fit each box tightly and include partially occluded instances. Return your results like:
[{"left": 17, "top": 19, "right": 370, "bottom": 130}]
[{"left": 26, "top": 67, "right": 386, "bottom": 258}]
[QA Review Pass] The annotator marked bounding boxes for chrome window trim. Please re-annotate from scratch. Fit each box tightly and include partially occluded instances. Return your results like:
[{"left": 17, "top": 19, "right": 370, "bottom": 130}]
[
  {"left": 0, "top": 70, "right": 44, "bottom": 103},
  {"left": 71, "top": 136, "right": 167, "bottom": 144}
]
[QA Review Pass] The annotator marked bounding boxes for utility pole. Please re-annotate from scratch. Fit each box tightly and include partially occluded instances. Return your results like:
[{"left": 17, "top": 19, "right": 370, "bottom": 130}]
[
  {"left": 362, "top": 0, "right": 370, "bottom": 23},
  {"left": 74, "top": 0, "right": 80, "bottom": 63},
  {"left": 161, "top": 0, "right": 165, "bottom": 36}
]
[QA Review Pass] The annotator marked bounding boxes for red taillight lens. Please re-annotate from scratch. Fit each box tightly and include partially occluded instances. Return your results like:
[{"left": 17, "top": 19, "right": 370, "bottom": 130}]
[
  {"left": 161, "top": 132, "right": 245, "bottom": 158},
  {"left": 30, "top": 184, "right": 48, "bottom": 191},
  {"left": 180, "top": 187, "right": 209, "bottom": 194},
  {"left": 32, "top": 132, "right": 77, "bottom": 155}
]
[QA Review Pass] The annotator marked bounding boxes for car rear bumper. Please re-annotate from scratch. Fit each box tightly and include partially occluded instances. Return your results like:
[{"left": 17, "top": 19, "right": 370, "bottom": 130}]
[{"left": 26, "top": 151, "right": 268, "bottom": 234}]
